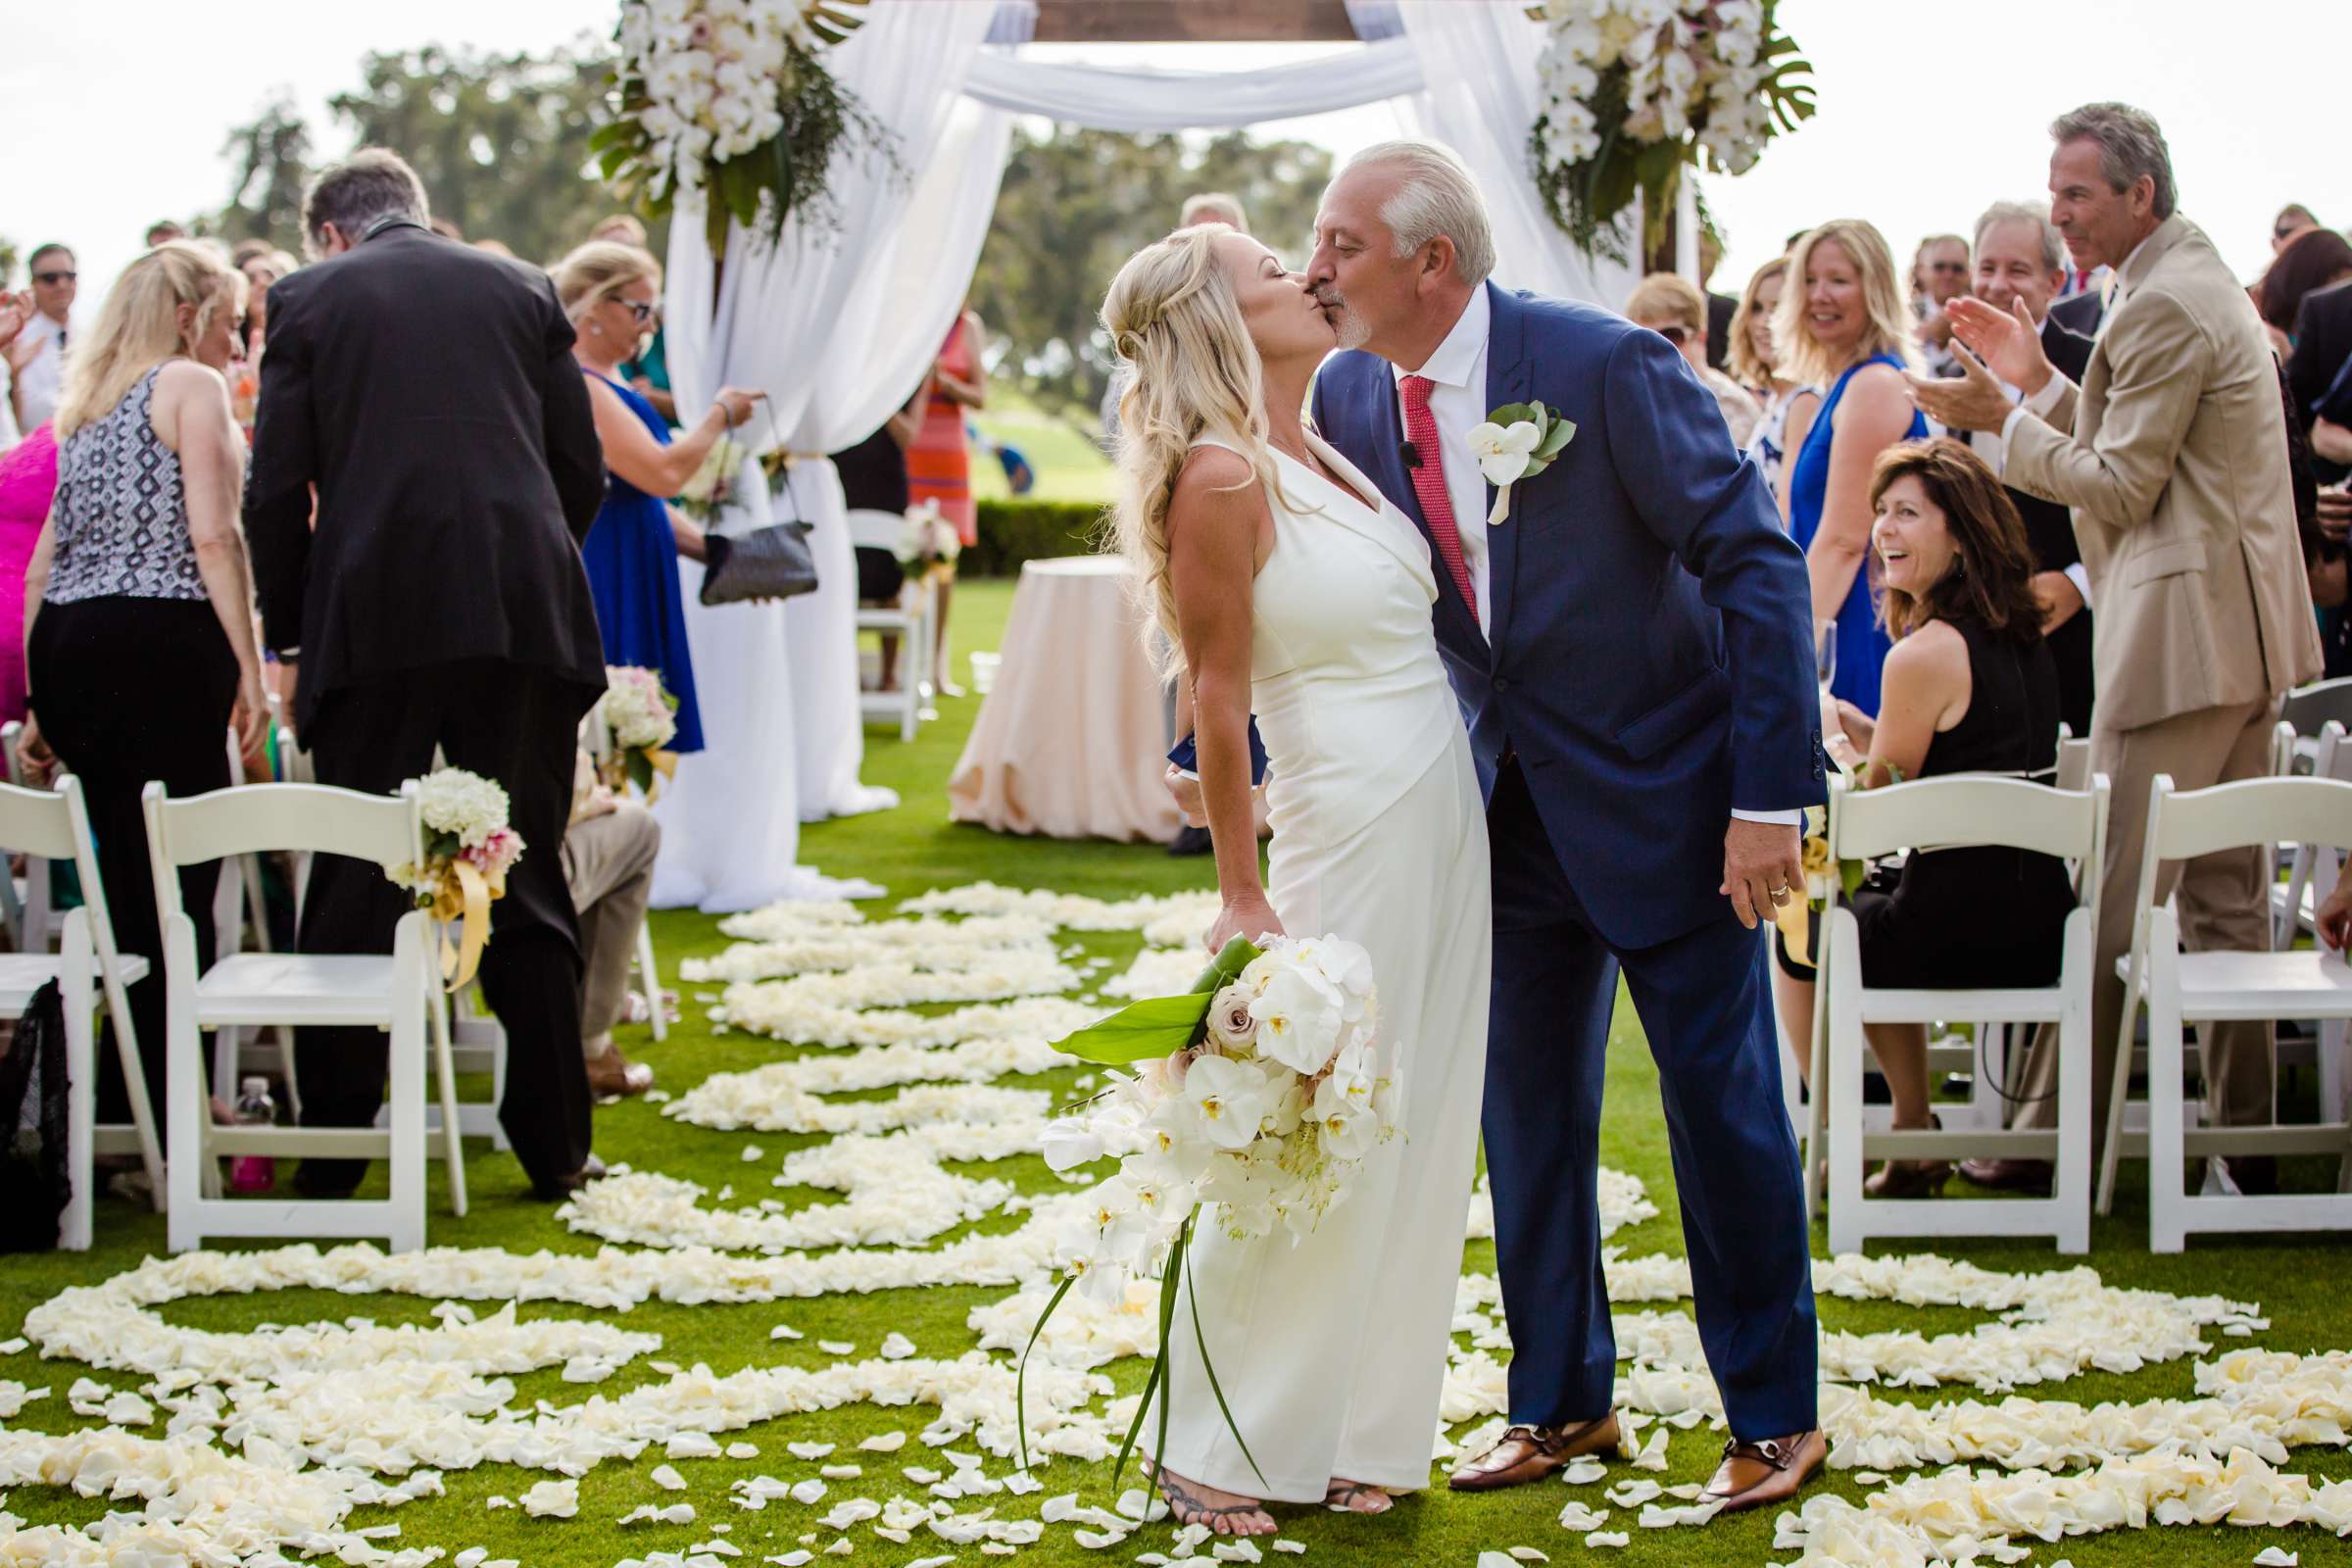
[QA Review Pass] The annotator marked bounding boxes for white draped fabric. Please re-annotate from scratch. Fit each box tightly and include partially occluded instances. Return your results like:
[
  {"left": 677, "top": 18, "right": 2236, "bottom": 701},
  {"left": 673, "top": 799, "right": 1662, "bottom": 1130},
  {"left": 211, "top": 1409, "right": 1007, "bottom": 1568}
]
[
  {"left": 775, "top": 460, "right": 898, "bottom": 822},
  {"left": 961, "top": 37, "right": 1425, "bottom": 130},
  {"left": 647, "top": 564, "right": 882, "bottom": 912}
]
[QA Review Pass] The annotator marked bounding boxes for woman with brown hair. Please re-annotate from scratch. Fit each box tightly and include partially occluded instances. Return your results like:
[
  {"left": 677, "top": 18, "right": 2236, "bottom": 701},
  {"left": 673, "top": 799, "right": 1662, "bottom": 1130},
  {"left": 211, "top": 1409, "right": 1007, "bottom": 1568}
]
[
  {"left": 1772, "top": 437, "right": 2076, "bottom": 1199},
  {"left": 2259, "top": 227, "right": 2352, "bottom": 360}
]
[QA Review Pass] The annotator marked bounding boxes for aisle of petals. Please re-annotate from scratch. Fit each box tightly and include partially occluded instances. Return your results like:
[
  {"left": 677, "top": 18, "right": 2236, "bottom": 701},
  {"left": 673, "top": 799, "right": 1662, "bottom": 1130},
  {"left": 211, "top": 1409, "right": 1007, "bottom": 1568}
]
[{"left": 4, "top": 883, "right": 2349, "bottom": 1568}]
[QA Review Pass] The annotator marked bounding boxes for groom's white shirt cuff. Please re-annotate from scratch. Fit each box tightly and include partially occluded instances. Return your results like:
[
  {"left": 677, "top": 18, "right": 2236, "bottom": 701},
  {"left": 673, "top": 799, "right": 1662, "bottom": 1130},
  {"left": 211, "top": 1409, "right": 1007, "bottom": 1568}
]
[{"left": 1732, "top": 808, "right": 1804, "bottom": 826}]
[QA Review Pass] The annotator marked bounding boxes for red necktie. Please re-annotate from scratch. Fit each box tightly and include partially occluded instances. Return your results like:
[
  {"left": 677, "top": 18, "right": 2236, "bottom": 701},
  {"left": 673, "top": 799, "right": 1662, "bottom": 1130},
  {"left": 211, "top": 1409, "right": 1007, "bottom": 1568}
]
[{"left": 1397, "top": 373, "right": 1477, "bottom": 620}]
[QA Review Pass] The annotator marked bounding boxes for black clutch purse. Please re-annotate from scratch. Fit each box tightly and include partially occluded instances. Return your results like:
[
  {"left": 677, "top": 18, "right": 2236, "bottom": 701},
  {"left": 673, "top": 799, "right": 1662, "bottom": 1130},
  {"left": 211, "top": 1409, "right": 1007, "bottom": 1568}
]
[
  {"left": 698, "top": 458, "right": 819, "bottom": 605},
  {"left": 700, "top": 522, "right": 818, "bottom": 604}
]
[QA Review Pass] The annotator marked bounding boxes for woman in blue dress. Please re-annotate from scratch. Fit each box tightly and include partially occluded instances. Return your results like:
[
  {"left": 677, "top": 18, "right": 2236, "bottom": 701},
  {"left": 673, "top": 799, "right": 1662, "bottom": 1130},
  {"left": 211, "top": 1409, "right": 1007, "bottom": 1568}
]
[
  {"left": 555, "top": 241, "right": 766, "bottom": 752},
  {"left": 1777, "top": 220, "right": 1930, "bottom": 716}
]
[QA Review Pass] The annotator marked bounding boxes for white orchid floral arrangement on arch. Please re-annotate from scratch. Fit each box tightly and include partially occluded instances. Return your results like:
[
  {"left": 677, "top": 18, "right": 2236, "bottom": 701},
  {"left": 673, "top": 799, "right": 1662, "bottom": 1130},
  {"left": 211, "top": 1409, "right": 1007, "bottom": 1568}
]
[
  {"left": 1529, "top": 0, "right": 1816, "bottom": 260},
  {"left": 594, "top": 0, "right": 898, "bottom": 256},
  {"left": 1017, "top": 932, "right": 1398, "bottom": 1494}
]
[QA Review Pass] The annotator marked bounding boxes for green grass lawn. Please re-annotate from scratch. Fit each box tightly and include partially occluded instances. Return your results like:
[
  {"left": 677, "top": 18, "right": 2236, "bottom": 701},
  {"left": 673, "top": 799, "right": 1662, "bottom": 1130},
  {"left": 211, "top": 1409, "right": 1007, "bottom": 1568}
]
[
  {"left": 4, "top": 575, "right": 2349, "bottom": 1567},
  {"left": 971, "top": 390, "right": 1115, "bottom": 507}
]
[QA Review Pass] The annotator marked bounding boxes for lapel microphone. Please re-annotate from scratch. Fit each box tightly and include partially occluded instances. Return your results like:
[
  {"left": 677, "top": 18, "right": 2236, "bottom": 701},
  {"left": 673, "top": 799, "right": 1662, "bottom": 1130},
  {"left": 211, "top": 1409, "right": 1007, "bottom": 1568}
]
[{"left": 1400, "top": 439, "right": 1422, "bottom": 469}]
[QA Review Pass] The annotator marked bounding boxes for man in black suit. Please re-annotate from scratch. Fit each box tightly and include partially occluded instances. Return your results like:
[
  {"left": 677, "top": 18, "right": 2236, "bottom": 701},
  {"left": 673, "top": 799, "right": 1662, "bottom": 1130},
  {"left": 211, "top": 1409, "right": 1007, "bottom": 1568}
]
[
  {"left": 2048, "top": 283, "right": 2103, "bottom": 339},
  {"left": 246, "top": 148, "right": 611, "bottom": 1200},
  {"left": 1957, "top": 201, "right": 2096, "bottom": 735},
  {"left": 2289, "top": 277, "right": 2352, "bottom": 457}
]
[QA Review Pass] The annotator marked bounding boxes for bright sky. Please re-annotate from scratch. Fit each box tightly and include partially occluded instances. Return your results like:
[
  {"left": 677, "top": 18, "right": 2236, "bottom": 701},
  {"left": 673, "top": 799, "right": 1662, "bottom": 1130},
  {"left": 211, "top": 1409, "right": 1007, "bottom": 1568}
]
[{"left": 7, "top": 0, "right": 2344, "bottom": 308}]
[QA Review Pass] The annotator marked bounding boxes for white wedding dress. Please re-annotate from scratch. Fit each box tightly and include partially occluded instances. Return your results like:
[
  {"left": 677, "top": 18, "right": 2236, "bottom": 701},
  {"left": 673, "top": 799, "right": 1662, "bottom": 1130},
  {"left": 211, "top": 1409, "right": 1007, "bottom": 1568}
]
[{"left": 1143, "top": 431, "right": 1491, "bottom": 1503}]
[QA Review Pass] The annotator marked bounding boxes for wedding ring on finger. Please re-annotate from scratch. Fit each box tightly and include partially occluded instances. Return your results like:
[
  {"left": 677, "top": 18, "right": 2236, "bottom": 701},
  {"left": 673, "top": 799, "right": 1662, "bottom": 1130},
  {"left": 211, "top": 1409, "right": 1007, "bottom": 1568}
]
[{"left": 1769, "top": 884, "right": 1792, "bottom": 906}]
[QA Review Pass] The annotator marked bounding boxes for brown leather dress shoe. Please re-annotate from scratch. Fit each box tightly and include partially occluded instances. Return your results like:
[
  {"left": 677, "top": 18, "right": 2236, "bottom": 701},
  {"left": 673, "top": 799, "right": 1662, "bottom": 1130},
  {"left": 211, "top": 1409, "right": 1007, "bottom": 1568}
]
[
  {"left": 1701, "top": 1428, "right": 1826, "bottom": 1514},
  {"left": 586, "top": 1047, "right": 655, "bottom": 1099},
  {"left": 1957, "top": 1157, "right": 2052, "bottom": 1195},
  {"left": 1447, "top": 1411, "right": 1619, "bottom": 1492}
]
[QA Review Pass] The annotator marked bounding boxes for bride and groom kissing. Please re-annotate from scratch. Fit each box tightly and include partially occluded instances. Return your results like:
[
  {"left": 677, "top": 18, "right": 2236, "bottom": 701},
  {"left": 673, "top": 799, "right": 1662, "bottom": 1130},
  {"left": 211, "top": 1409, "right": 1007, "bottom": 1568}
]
[{"left": 1107, "top": 140, "right": 1832, "bottom": 1536}]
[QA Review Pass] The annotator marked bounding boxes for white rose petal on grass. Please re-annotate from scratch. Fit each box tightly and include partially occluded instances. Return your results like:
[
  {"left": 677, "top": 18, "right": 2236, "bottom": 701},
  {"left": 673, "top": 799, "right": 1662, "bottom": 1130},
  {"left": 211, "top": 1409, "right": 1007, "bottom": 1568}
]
[
  {"left": 768, "top": 1555, "right": 814, "bottom": 1567},
  {"left": 858, "top": 1432, "right": 907, "bottom": 1452},
  {"left": 788, "top": 1442, "right": 837, "bottom": 1460},
  {"left": 1557, "top": 1501, "right": 1610, "bottom": 1532},
  {"left": 669, "top": 1431, "right": 724, "bottom": 1459},
  {"left": 1273, "top": 1544, "right": 1306, "bottom": 1556},
  {"left": 729, "top": 1443, "right": 760, "bottom": 1459},
  {"left": 819, "top": 1465, "right": 861, "bottom": 1479},
  {"left": 2252, "top": 1552, "right": 2299, "bottom": 1568},
  {"left": 743, "top": 1145, "right": 766, "bottom": 1162},
  {"left": 1560, "top": 1456, "right": 1607, "bottom": 1486},
  {"left": 651, "top": 1464, "right": 689, "bottom": 1492},
  {"left": 1603, "top": 1480, "right": 1662, "bottom": 1508},
  {"left": 1074, "top": 1529, "right": 1128, "bottom": 1549},
  {"left": 456, "top": 1551, "right": 489, "bottom": 1568},
  {"left": 818, "top": 1340, "right": 857, "bottom": 1356},
  {"left": 904, "top": 1466, "right": 944, "bottom": 1485},
  {"left": 790, "top": 1479, "right": 829, "bottom": 1505},
  {"left": 1584, "top": 1533, "right": 1630, "bottom": 1549},
  {"left": 0, "top": 1337, "right": 25, "bottom": 1354},
  {"left": 771, "top": 1324, "right": 806, "bottom": 1341},
  {"left": 485, "top": 1495, "right": 514, "bottom": 1510},
  {"left": 1214, "top": 1541, "right": 1265, "bottom": 1563},
  {"left": 522, "top": 1479, "right": 579, "bottom": 1518},
  {"left": 878, "top": 1332, "right": 917, "bottom": 1360}
]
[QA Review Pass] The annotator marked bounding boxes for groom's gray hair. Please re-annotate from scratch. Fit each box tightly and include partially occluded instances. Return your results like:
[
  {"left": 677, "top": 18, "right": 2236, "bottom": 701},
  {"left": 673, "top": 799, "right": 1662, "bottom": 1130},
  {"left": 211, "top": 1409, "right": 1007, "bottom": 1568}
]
[{"left": 1344, "top": 140, "right": 1495, "bottom": 285}]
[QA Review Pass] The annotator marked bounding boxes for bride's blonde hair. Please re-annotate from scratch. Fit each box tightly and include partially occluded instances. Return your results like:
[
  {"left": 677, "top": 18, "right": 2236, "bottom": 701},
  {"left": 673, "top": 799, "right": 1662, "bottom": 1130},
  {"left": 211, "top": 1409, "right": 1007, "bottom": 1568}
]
[{"left": 1102, "top": 224, "right": 1300, "bottom": 670}]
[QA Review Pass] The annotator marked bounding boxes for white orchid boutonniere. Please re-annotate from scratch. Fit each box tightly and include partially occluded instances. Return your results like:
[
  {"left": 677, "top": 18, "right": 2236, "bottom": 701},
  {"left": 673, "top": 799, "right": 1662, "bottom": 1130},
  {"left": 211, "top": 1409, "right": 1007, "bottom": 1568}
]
[{"left": 1465, "top": 401, "right": 1577, "bottom": 524}]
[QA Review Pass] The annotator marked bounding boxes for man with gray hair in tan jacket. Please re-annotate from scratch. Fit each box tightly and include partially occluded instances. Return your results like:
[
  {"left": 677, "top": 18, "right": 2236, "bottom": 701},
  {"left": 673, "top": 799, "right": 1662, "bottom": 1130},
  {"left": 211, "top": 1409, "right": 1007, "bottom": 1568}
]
[{"left": 1910, "top": 101, "right": 2322, "bottom": 1194}]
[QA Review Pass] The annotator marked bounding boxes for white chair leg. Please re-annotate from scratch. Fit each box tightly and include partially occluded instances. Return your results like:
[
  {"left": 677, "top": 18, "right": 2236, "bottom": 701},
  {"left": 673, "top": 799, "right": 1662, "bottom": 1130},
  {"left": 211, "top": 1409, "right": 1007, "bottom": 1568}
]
[
  {"left": 273, "top": 1026, "right": 303, "bottom": 1121},
  {"left": 1803, "top": 949, "right": 1831, "bottom": 1220},
  {"left": 58, "top": 913, "right": 96, "bottom": 1251},
  {"left": 164, "top": 918, "right": 205, "bottom": 1252},
  {"left": 1825, "top": 919, "right": 1866, "bottom": 1256},
  {"left": 386, "top": 922, "right": 429, "bottom": 1252},
  {"left": 2054, "top": 912, "right": 2094, "bottom": 1253},
  {"left": 429, "top": 990, "right": 466, "bottom": 1218},
  {"left": 2146, "top": 913, "right": 2188, "bottom": 1252},
  {"left": 636, "top": 919, "right": 665, "bottom": 1044},
  {"left": 2096, "top": 947, "right": 2144, "bottom": 1216}
]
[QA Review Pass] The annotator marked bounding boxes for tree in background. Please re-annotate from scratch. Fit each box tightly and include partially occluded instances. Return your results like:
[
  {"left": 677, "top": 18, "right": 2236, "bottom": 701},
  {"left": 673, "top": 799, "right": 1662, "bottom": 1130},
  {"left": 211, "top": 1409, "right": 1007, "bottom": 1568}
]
[
  {"left": 207, "top": 38, "right": 645, "bottom": 266},
  {"left": 214, "top": 90, "right": 314, "bottom": 255},
  {"left": 970, "top": 126, "right": 1332, "bottom": 426}
]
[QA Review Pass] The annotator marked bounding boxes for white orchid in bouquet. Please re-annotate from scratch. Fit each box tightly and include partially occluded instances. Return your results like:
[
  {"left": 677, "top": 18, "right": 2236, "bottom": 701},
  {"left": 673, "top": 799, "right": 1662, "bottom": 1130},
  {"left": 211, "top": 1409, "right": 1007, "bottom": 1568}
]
[
  {"left": 385, "top": 768, "right": 525, "bottom": 990},
  {"left": 893, "top": 498, "right": 961, "bottom": 582},
  {"left": 602, "top": 664, "right": 681, "bottom": 798},
  {"left": 594, "top": 0, "right": 898, "bottom": 254},
  {"left": 1016, "top": 933, "right": 1397, "bottom": 1492},
  {"left": 1528, "top": 0, "right": 1816, "bottom": 259}
]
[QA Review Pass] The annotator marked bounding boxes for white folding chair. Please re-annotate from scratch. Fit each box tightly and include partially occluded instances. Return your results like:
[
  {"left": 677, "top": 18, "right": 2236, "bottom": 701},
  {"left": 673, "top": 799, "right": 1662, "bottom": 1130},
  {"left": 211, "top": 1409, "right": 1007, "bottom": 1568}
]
[
  {"left": 1808, "top": 772, "right": 2109, "bottom": 1254},
  {"left": 2055, "top": 736, "right": 2094, "bottom": 795},
  {"left": 2274, "top": 723, "right": 2347, "bottom": 951},
  {"left": 145, "top": 780, "right": 439, "bottom": 1252},
  {"left": 0, "top": 776, "right": 164, "bottom": 1247},
  {"left": 847, "top": 508, "right": 933, "bottom": 743},
  {"left": 2103, "top": 773, "right": 2352, "bottom": 1250},
  {"left": 0, "top": 720, "right": 69, "bottom": 953},
  {"left": 2281, "top": 677, "right": 2352, "bottom": 772}
]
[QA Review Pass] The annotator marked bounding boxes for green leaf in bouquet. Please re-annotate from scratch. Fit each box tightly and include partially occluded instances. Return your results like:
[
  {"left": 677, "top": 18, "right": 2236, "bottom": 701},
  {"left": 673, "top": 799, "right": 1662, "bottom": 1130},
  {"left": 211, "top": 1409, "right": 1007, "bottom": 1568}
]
[
  {"left": 1535, "top": 416, "right": 1578, "bottom": 461},
  {"left": 1839, "top": 858, "right": 1868, "bottom": 899},
  {"left": 1186, "top": 1236, "right": 1267, "bottom": 1487},
  {"left": 1054, "top": 992, "right": 1216, "bottom": 1065},
  {"left": 624, "top": 750, "right": 655, "bottom": 796},
  {"left": 1484, "top": 401, "right": 1540, "bottom": 428},
  {"left": 1190, "top": 937, "right": 1263, "bottom": 996},
  {"left": 1014, "top": 1269, "right": 1077, "bottom": 1473}
]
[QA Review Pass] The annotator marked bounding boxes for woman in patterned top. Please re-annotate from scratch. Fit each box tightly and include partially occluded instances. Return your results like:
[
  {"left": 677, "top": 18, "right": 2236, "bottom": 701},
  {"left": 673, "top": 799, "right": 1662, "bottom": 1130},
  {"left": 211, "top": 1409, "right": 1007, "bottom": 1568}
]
[
  {"left": 1726, "top": 255, "right": 1820, "bottom": 525},
  {"left": 19, "top": 241, "right": 269, "bottom": 1144}
]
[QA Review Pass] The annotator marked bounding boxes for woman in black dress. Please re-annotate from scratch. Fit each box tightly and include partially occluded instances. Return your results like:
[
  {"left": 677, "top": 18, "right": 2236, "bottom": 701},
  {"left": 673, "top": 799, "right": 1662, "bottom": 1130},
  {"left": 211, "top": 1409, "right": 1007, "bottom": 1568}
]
[{"left": 1779, "top": 437, "right": 2077, "bottom": 1198}]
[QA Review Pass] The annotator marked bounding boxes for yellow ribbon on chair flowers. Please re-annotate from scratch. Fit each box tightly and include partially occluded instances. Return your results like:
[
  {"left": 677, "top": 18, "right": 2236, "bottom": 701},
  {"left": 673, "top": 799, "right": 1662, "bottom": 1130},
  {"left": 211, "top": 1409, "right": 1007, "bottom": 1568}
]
[{"left": 387, "top": 767, "right": 525, "bottom": 994}]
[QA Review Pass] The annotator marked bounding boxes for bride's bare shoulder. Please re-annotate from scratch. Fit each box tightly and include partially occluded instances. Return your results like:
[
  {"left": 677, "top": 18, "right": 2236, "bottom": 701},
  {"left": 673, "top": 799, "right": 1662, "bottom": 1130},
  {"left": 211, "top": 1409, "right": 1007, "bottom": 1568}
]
[{"left": 1166, "top": 444, "right": 1270, "bottom": 544}]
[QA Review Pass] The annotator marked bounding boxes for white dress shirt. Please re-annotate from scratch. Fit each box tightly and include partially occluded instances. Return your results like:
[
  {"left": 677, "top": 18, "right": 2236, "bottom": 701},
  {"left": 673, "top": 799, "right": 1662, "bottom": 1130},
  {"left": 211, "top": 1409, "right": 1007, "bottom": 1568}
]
[
  {"left": 1389, "top": 284, "right": 1494, "bottom": 639},
  {"left": 12, "top": 312, "right": 72, "bottom": 432},
  {"left": 1385, "top": 286, "right": 1799, "bottom": 827}
]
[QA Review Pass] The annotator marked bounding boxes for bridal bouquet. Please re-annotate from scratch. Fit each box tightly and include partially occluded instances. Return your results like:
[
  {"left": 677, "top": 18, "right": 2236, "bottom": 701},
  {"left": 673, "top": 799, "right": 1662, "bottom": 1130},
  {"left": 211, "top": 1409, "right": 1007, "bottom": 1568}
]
[
  {"left": 386, "top": 768, "right": 525, "bottom": 991},
  {"left": 1529, "top": 0, "right": 1816, "bottom": 259},
  {"left": 601, "top": 664, "right": 681, "bottom": 799},
  {"left": 893, "top": 499, "right": 960, "bottom": 582},
  {"left": 1017, "top": 934, "right": 1398, "bottom": 1488}
]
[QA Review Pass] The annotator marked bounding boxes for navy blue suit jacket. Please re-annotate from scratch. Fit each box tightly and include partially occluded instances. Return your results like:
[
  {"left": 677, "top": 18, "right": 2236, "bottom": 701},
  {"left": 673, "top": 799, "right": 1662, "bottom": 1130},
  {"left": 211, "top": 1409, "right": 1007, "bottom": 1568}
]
[{"left": 1309, "top": 283, "right": 1825, "bottom": 950}]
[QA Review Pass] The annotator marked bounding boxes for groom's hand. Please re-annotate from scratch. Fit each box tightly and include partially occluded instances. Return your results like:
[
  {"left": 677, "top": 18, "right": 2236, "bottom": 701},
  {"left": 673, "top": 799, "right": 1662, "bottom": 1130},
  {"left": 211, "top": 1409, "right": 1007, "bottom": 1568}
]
[{"left": 1721, "top": 817, "right": 1805, "bottom": 931}]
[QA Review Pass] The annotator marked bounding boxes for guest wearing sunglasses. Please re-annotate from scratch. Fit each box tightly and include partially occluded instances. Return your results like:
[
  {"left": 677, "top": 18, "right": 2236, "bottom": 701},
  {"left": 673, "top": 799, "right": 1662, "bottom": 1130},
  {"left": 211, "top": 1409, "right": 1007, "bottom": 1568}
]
[
  {"left": 1910, "top": 233, "right": 1972, "bottom": 377},
  {"left": 1626, "top": 271, "right": 1763, "bottom": 447},
  {"left": 2275, "top": 203, "right": 2322, "bottom": 257},
  {"left": 7, "top": 243, "right": 81, "bottom": 433},
  {"left": 553, "top": 240, "right": 765, "bottom": 760}
]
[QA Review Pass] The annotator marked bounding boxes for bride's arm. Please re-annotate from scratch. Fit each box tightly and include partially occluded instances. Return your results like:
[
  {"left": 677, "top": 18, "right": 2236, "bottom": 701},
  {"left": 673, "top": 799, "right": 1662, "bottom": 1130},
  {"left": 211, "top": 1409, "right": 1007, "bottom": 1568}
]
[{"left": 1169, "top": 447, "right": 1280, "bottom": 952}]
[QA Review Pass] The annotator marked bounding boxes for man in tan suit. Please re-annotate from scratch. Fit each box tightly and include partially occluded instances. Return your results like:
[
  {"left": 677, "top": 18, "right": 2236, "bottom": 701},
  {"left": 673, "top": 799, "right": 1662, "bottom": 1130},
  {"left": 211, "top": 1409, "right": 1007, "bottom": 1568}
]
[{"left": 1911, "top": 102, "right": 2322, "bottom": 1191}]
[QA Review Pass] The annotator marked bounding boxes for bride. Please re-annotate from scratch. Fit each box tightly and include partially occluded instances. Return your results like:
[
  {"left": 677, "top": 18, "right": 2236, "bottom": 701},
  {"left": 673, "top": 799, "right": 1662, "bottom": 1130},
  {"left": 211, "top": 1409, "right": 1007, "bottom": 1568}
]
[{"left": 1103, "top": 225, "right": 1490, "bottom": 1534}]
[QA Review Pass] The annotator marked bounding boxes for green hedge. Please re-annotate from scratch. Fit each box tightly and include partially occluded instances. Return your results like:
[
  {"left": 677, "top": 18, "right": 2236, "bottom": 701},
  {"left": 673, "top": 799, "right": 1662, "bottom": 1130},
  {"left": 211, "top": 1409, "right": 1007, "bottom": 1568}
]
[{"left": 965, "top": 499, "right": 1112, "bottom": 576}]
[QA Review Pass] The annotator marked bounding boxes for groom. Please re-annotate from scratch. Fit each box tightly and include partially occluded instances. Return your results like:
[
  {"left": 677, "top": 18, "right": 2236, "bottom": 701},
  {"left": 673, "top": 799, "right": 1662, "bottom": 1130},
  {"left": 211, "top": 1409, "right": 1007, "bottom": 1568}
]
[{"left": 1306, "top": 142, "right": 1826, "bottom": 1510}]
